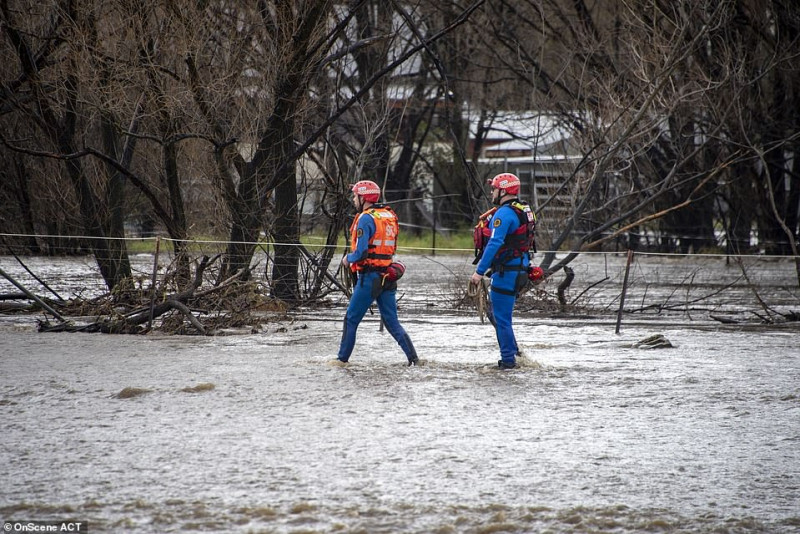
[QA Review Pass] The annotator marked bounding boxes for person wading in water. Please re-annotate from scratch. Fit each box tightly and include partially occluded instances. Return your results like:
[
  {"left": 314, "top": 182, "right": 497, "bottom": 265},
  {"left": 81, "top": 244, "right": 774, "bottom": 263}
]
[
  {"left": 470, "top": 173, "right": 537, "bottom": 369},
  {"left": 335, "top": 180, "right": 419, "bottom": 366}
]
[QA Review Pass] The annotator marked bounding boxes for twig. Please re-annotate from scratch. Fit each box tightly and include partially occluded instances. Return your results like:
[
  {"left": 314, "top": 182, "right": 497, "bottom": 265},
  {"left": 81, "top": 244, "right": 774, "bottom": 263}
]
[
  {"left": 194, "top": 268, "right": 245, "bottom": 298},
  {"left": 569, "top": 276, "right": 609, "bottom": 306},
  {"left": 297, "top": 244, "right": 349, "bottom": 294},
  {"left": 165, "top": 300, "right": 206, "bottom": 334},
  {"left": 1, "top": 238, "right": 64, "bottom": 301},
  {"left": 734, "top": 256, "right": 778, "bottom": 322},
  {"left": 626, "top": 277, "right": 744, "bottom": 313}
]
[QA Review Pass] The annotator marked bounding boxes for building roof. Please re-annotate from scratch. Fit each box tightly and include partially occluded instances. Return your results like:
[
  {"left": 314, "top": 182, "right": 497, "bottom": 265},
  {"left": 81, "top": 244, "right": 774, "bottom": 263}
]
[{"left": 467, "top": 110, "right": 579, "bottom": 160}]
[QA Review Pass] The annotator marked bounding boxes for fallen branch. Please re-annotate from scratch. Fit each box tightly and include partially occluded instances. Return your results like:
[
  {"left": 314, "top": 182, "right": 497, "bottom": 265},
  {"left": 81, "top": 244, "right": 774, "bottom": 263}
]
[
  {"left": 39, "top": 256, "right": 217, "bottom": 334},
  {"left": 0, "top": 292, "right": 27, "bottom": 300},
  {"left": 734, "top": 256, "right": 778, "bottom": 323},
  {"left": 1, "top": 239, "right": 64, "bottom": 301},
  {"left": 165, "top": 300, "right": 206, "bottom": 334},
  {"left": 710, "top": 314, "right": 740, "bottom": 324},
  {"left": 569, "top": 276, "right": 609, "bottom": 306},
  {"left": 0, "top": 265, "right": 67, "bottom": 323}
]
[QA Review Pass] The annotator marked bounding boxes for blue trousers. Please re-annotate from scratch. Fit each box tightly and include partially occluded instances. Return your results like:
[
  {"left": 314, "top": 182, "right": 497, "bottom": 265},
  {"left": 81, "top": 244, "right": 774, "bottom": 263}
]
[
  {"left": 486, "top": 270, "right": 524, "bottom": 365},
  {"left": 337, "top": 271, "right": 416, "bottom": 362}
]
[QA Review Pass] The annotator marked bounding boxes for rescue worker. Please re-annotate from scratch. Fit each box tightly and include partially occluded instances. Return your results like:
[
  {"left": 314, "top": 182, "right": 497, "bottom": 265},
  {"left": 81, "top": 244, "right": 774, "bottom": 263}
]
[
  {"left": 470, "top": 173, "right": 536, "bottom": 369},
  {"left": 336, "top": 180, "right": 419, "bottom": 366}
]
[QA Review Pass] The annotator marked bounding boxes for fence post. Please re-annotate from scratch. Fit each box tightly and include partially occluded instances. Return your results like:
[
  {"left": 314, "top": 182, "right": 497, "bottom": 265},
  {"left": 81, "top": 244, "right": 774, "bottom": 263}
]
[
  {"left": 431, "top": 199, "right": 437, "bottom": 256},
  {"left": 148, "top": 237, "right": 161, "bottom": 330},
  {"left": 616, "top": 249, "right": 634, "bottom": 334}
]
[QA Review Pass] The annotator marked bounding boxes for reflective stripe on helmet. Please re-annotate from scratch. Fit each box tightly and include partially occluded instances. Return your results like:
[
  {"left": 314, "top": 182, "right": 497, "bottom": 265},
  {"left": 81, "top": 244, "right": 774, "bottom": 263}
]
[
  {"left": 351, "top": 180, "right": 381, "bottom": 196},
  {"left": 489, "top": 173, "right": 520, "bottom": 194}
]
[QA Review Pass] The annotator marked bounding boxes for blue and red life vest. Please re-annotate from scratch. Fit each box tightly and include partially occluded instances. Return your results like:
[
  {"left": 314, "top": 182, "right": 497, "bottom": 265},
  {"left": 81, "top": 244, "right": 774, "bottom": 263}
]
[{"left": 473, "top": 200, "right": 536, "bottom": 265}]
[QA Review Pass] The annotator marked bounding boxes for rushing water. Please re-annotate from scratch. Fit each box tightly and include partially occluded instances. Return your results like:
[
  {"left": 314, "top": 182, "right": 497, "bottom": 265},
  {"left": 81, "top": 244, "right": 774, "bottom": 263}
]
[
  {"left": 1, "top": 253, "right": 799, "bottom": 532},
  {"left": 2, "top": 312, "right": 799, "bottom": 533}
]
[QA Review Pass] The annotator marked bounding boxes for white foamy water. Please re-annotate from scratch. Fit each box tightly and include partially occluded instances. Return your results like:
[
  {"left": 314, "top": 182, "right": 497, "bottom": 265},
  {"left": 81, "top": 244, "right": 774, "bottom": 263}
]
[
  {"left": 1, "top": 253, "right": 799, "bottom": 532},
  {"left": 1, "top": 310, "right": 799, "bottom": 533}
]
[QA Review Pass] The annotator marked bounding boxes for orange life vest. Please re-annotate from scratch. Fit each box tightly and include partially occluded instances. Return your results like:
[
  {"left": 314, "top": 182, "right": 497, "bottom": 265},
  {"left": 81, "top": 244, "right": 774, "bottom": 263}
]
[{"left": 349, "top": 205, "right": 398, "bottom": 272}]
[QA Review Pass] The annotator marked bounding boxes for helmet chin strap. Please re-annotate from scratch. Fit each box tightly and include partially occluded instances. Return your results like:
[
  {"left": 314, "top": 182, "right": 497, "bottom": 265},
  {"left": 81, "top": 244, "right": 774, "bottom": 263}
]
[
  {"left": 492, "top": 189, "right": 515, "bottom": 206},
  {"left": 491, "top": 189, "right": 502, "bottom": 206}
]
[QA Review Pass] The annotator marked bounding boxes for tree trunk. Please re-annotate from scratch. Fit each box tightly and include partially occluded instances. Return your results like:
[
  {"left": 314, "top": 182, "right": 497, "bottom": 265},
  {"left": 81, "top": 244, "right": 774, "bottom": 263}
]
[
  {"left": 100, "top": 115, "right": 132, "bottom": 280},
  {"left": 271, "top": 175, "right": 300, "bottom": 302},
  {"left": 163, "top": 140, "right": 191, "bottom": 286},
  {"left": 268, "top": 108, "right": 300, "bottom": 302},
  {"left": 60, "top": 72, "right": 130, "bottom": 290}
]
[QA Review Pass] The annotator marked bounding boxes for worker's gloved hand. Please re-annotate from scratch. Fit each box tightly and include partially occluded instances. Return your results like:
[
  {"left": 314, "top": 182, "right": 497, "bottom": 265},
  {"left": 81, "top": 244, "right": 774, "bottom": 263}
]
[{"left": 528, "top": 266, "right": 544, "bottom": 282}]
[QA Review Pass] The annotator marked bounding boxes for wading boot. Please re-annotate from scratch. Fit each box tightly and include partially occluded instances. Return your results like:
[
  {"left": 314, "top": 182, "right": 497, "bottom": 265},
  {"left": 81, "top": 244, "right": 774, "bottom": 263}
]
[{"left": 403, "top": 334, "right": 418, "bottom": 366}]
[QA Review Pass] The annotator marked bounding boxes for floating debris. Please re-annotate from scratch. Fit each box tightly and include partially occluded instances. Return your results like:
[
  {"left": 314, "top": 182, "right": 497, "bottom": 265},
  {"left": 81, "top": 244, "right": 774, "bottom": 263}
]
[
  {"left": 115, "top": 387, "right": 152, "bottom": 399},
  {"left": 633, "top": 334, "right": 673, "bottom": 349},
  {"left": 179, "top": 383, "right": 216, "bottom": 393}
]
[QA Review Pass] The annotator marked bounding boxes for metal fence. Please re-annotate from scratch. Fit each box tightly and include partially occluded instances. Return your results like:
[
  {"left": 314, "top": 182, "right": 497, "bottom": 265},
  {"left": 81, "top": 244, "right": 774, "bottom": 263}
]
[{"left": 1, "top": 234, "right": 798, "bottom": 324}]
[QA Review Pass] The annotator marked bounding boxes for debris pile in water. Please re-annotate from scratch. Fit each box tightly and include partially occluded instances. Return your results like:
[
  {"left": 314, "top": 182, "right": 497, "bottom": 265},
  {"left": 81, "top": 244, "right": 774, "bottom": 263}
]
[
  {"left": 115, "top": 387, "right": 152, "bottom": 399},
  {"left": 633, "top": 334, "right": 673, "bottom": 349}
]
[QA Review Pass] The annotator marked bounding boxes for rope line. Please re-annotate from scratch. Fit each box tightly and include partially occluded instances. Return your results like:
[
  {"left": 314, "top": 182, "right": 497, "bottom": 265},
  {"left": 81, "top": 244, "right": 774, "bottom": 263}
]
[
  {"left": 0, "top": 233, "right": 796, "bottom": 259},
  {"left": 467, "top": 278, "right": 490, "bottom": 323}
]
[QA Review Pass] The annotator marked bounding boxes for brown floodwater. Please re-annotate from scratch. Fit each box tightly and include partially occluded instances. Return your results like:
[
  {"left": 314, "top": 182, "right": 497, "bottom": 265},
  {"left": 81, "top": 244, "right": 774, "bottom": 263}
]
[{"left": 1, "top": 253, "right": 799, "bottom": 532}]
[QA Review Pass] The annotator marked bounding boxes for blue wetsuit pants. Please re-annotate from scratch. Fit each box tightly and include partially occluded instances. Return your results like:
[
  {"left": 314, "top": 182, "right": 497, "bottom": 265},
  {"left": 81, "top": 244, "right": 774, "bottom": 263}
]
[
  {"left": 337, "top": 271, "right": 416, "bottom": 362},
  {"left": 486, "top": 271, "right": 522, "bottom": 365}
]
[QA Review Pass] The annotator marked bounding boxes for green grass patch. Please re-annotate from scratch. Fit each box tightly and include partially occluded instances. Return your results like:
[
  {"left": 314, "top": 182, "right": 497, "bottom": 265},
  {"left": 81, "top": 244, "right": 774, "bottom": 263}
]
[
  {"left": 122, "top": 229, "right": 475, "bottom": 256},
  {"left": 396, "top": 230, "right": 474, "bottom": 254},
  {"left": 125, "top": 237, "right": 228, "bottom": 255},
  {"left": 125, "top": 238, "right": 160, "bottom": 254},
  {"left": 301, "top": 229, "right": 474, "bottom": 255}
]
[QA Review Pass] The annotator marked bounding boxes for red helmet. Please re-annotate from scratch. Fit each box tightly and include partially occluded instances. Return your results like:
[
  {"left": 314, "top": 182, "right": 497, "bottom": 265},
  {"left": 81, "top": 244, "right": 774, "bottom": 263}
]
[
  {"left": 488, "top": 173, "right": 520, "bottom": 195},
  {"left": 351, "top": 180, "right": 381, "bottom": 203}
]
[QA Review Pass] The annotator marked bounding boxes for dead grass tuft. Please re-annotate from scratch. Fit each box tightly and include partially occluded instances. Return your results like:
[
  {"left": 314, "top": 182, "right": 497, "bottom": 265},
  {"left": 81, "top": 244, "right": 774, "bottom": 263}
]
[
  {"left": 179, "top": 383, "right": 216, "bottom": 393},
  {"left": 115, "top": 387, "right": 152, "bottom": 399}
]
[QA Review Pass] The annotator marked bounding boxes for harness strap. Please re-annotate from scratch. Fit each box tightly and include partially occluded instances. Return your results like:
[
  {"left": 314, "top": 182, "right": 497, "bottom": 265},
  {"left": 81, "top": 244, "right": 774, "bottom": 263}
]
[
  {"left": 490, "top": 286, "right": 517, "bottom": 296},
  {"left": 497, "top": 264, "right": 527, "bottom": 271},
  {"left": 360, "top": 266, "right": 388, "bottom": 273},
  {"left": 492, "top": 257, "right": 527, "bottom": 275}
]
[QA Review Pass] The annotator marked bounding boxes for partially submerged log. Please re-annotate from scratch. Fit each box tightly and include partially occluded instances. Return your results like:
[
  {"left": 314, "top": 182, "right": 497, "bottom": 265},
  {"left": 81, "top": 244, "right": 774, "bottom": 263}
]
[
  {"left": 633, "top": 334, "right": 674, "bottom": 349},
  {"left": 711, "top": 310, "right": 800, "bottom": 325},
  {"left": 710, "top": 314, "right": 740, "bottom": 324},
  {"left": 0, "top": 292, "right": 28, "bottom": 300}
]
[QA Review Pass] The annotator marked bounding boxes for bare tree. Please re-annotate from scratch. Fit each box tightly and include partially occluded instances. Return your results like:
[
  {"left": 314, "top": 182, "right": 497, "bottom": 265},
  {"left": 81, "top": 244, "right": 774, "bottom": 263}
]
[
  {"left": 6, "top": 0, "right": 795, "bottom": 306},
  {"left": 466, "top": 0, "right": 799, "bottom": 280},
  {"left": 1, "top": 0, "right": 133, "bottom": 288}
]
